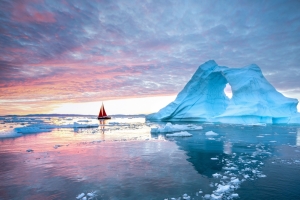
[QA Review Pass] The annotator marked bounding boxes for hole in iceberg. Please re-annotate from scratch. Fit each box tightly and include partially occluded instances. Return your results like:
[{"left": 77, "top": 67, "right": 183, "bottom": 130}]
[{"left": 224, "top": 83, "right": 232, "bottom": 99}]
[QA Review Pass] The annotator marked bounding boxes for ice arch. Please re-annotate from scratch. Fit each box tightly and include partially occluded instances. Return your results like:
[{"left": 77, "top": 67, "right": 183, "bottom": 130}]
[{"left": 146, "top": 60, "right": 300, "bottom": 124}]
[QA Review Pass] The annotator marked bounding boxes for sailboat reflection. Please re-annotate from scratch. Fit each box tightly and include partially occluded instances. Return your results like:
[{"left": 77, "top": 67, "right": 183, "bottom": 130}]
[{"left": 98, "top": 119, "right": 106, "bottom": 134}]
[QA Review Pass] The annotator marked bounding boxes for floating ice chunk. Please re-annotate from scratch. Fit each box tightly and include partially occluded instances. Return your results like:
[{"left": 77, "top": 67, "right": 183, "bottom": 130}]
[
  {"left": 231, "top": 178, "right": 240, "bottom": 184},
  {"left": 243, "top": 174, "right": 249, "bottom": 179},
  {"left": 256, "top": 135, "right": 264, "bottom": 138},
  {"left": 109, "top": 122, "right": 120, "bottom": 125},
  {"left": 211, "top": 158, "right": 219, "bottom": 160},
  {"left": 0, "top": 130, "right": 22, "bottom": 138},
  {"left": 166, "top": 131, "right": 192, "bottom": 137},
  {"left": 213, "top": 173, "right": 222, "bottom": 178},
  {"left": 215, "top": 184, "right": 230, "bottom": 193},
  {"left": 211, "top": 193, "right": 222, "bottom": 199},
  {"left": 231, "top": 193, "right": 239, "bottom": 198},
  {"left": 151, "top": 123, "right": 202, "bottom": 133},
  {"left": 223, "top": 167, "right": 238, "bottom": 170},
  {"left": 54, "top": 144, "right": 63, "bottom": 149},
  {"left": 87, "top": 191, "right": 97, "bottom": 198},
  {"left": 258, "top": 174, "right": 267, "bottom": 178},
  {"left": 205, "top": 131, "right": 218, "bottom": 136},
  {"left": 270, "top": 140, "right": 277, "bottom": 143},
  {"left": 77, "top": 120, "right": 90, "bottom": 122},
  {"left": 182, "top": 193, "right": 190, "bottom": 200},
  {"left": 204, "top": 194, "right": 211, "bottom": 199},
  {"left": 76, "top": 193, "right": 85, "bottom": 199},
  {"left": 73, "top": 122, "right": 99, "bottom": 128},
  {"left": 14, "top": 126, "right": 52, "bottom": 134}
]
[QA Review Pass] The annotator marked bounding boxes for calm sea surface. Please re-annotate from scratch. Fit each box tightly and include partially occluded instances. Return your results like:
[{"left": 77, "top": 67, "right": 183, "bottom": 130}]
[{"left": 0, "top": 116, "right": 300, "bottom": 200}]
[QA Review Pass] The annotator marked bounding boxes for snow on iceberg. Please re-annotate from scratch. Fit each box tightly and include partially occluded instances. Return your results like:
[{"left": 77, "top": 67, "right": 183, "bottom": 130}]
[
  {"left": 150, "top": 122, "right": 202, "bottom": 133},
  {"left": 146, "top": 60, "right": 300, "bottom": 124}
]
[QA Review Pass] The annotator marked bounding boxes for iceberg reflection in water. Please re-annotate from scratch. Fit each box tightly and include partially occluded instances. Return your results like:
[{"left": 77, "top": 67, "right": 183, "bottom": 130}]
[{"left": 0, "top": 116, "right": 300, "bottom": 199}]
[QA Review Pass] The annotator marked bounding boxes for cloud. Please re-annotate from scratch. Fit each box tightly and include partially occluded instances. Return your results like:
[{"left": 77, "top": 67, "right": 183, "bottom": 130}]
[{"left": 0, "top": 0, "right": 300, "bottom": 114}]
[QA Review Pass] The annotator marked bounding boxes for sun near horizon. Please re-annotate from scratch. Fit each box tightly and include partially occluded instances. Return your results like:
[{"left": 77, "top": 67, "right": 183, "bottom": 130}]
[{"left": 50, "top": 95, "right": 177, "bottom": 116}]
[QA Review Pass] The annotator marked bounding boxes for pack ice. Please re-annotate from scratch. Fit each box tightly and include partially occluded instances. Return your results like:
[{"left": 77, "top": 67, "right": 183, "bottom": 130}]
[{"left": 146, "top": 60, "right": 300, "bottom": 124}]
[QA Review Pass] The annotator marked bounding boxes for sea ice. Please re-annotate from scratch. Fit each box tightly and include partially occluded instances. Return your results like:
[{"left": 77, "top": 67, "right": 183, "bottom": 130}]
[
  {"left": 76, "top": 193, "right": 85, "bottom": 199},
  {"left": 166, "top": 131, "right": 192, "bottom": 137},
  {"left": 213, "top": 173, "right": 222, "bottom": 178},
  {"left": 150, "top": 122, "right": 202, "bottom": 133},
  {"left": 14, "top": 126, "right": 52, "bottom": 134},
  {"left": 146, "top": 60, "right": 300, "bottom": 124},
  {"left": 73, "top": 122, "right": 99, "bottom": 128},
  {"left": 205, "top": 131, "right": 218, "bottom": 136},
  {"left": 26, "top": 149, "right": 34, "bottom": 152},
  {"left": 215, "top": 184, "right": 230, "bottom": 193}
]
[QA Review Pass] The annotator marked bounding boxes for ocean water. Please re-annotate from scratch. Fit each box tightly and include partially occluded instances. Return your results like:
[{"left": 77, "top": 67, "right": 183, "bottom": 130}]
[{"left": 0, "top": 115, "right": 300, "bottom": 200}]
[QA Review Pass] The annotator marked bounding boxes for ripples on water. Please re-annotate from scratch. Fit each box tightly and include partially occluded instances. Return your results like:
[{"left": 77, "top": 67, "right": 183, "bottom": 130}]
[{"left": 0, "top": 115, "right": 300, "bottom": 199}]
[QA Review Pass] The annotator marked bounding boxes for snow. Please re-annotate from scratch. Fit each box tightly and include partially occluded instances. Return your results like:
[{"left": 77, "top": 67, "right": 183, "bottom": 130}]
[
  {"left": 146, "top": 60, "right": 300, "bottom": 124},
  {"left": 150, "top": 122, "right": 202, "bottom": 133},
  {"left": 166, "top": 131, "right": 192, "bottom": 137}
]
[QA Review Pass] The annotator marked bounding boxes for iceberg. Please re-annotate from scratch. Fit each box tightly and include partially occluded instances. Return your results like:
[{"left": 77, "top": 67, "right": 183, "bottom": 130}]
[{"left": 146, "top": 60, "right": 300, "bottom": 124}]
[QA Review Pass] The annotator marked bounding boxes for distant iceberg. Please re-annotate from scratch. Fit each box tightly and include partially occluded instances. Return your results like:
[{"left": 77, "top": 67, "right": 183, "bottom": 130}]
[{"left": 146, "top": 60, "right": 300, "bottom": 124}]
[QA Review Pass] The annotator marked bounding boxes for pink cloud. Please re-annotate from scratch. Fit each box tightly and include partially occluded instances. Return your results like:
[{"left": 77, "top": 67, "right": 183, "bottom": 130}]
[{"left": 11, "top": 1, "right": 56, "bottom": 23}]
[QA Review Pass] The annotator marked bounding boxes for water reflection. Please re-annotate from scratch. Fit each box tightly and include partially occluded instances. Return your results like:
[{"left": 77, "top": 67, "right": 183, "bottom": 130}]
[
  {"left": 98, "top": 119, "right": 106, "bottom": 134},
  {"left": 1, "top": 117, "right": 300, "bottom": 200},
  {"left": 150, "top": 124, "right": 299, "bottom": 177},
  {"left": 297, "top": 128, "right": 300, "bottom": 146}
]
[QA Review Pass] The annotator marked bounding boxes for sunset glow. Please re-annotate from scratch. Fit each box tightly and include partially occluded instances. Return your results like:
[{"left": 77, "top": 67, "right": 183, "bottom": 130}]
[{"left": 1, "top": 1, "right": 300, "bottom": 115}]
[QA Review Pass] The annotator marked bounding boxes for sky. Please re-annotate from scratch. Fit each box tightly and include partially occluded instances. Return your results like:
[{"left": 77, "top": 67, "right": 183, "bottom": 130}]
[{"left": 0, "top": 0, "right": 300, "bottom": 115}]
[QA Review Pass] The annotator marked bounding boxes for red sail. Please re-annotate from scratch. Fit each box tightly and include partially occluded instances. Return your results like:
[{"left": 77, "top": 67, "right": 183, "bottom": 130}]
[
  {"left": 102, "top": 106, "right": 107, "bottom": 116},
  {"left": 98, "top": 103, "right": 108, "bottom": 118}
]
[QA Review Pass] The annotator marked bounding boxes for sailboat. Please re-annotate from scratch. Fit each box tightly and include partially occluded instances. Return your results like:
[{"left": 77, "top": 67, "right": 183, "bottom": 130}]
[{"left": 98, "top": 102, "right": 111, "bottom": 119}]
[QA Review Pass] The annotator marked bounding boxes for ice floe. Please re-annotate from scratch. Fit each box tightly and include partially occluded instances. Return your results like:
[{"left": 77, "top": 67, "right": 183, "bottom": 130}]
[
  {"left": 205, "top": 131, "right": 218, "bottom": 136},
  {"left": 151, "top": 122, "right": 203, "bottom": 133},
  {"left": 76, "top": 191, "right": 97, "bottom": 200},
  {"left": 166, "top": 131, "right": 192, "bottom": 137}
]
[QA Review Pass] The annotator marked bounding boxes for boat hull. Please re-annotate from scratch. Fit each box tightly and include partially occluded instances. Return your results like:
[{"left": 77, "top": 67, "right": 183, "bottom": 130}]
[{"left": 97, "top": 116, "right": 111, "bottom": 120}]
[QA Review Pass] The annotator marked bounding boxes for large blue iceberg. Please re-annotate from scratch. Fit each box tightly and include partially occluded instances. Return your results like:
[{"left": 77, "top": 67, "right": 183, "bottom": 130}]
[{"left": 146, "top": 60, "right": 300, "bottom": 124}]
